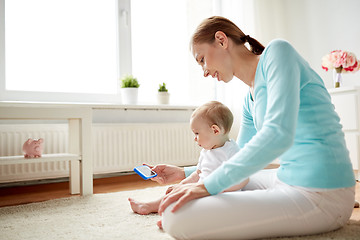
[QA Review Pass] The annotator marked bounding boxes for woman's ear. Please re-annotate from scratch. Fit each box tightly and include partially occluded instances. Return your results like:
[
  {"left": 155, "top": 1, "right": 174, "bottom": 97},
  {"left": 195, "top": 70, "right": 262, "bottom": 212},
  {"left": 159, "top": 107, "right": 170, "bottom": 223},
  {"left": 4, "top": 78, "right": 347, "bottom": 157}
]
[
  {"left": 214, "top": 31, "right": 228, "bottom": 48},
  {"left": 211, "top": 124, "right": 221, "bottom": 135}
]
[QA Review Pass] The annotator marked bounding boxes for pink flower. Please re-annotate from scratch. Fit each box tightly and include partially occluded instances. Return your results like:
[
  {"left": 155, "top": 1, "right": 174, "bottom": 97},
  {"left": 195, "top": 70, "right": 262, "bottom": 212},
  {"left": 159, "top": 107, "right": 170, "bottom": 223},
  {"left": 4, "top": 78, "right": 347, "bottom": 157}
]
[
  {"left": 344, "top": 52, "right": 357, "bottom": 68},
  {"left": 344, "top": 60, "right": 358, "bottom": 72},
  {"left": 322, "top": 50, "right": 360, "bottom": 73}
]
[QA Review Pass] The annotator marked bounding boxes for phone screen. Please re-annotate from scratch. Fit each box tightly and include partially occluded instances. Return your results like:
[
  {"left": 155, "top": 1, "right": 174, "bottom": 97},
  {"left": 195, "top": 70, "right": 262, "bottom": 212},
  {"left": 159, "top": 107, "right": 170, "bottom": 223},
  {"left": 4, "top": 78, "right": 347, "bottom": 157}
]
[{"left": 135, "top": 165, "right": 157, "bottom": 178}]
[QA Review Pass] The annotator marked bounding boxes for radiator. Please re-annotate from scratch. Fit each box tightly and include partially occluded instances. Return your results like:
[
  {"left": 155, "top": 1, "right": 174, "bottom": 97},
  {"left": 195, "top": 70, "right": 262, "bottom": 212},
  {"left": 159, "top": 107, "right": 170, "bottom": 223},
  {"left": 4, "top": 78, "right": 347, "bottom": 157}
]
[{"left": 0, "top": 123, "right": 200, "bottom": 183}]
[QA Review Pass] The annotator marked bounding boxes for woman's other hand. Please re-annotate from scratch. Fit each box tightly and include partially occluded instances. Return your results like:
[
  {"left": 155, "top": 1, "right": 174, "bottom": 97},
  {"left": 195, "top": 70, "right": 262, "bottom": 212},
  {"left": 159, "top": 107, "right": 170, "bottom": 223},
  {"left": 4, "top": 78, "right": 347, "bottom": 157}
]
[
  {"left": 158, "top": 182, "right": 210, "bottom": 215},
  {"left": 144, "top": 164, "right": 186, "bottom": 185},
  {"left": 166, "top": 185, "right": 175, "bottom": 194}
]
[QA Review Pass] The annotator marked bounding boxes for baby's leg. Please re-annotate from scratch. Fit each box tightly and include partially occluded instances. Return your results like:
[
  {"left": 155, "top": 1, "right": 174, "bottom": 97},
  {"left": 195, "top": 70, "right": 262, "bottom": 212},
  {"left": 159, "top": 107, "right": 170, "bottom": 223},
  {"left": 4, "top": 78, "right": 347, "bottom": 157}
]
[
  {"left": 128, "top": 197, "right": 162, "bottom": 215},
  {"left": 223, "top": 178, "right": 249, "bottom": 192}
]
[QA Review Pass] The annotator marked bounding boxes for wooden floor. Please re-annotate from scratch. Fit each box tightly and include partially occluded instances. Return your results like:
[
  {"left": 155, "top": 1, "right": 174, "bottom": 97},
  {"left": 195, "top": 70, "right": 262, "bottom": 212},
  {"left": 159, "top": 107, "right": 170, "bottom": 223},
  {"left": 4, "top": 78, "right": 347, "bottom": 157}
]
[
  {"left": 0, "top": 174, "right": 359, "bottom": 221},
  {"left": 0, "top": 174, "right": 159, "bottom": 207}
]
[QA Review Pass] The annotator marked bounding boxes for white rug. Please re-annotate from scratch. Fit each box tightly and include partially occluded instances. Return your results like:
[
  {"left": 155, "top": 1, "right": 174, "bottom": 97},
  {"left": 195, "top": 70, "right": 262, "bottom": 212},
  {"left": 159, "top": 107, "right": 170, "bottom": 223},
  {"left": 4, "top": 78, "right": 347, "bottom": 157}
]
[{"left": 0, "top": 186, "right": 359, "bottom": 240}]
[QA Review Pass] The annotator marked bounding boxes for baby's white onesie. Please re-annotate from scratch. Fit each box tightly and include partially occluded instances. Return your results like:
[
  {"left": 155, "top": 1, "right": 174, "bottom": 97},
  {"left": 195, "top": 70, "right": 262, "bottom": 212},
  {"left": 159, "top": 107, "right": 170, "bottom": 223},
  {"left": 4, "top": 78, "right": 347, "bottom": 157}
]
[{"left": 197, "top": 139, "right": 239, "bottom": 181}]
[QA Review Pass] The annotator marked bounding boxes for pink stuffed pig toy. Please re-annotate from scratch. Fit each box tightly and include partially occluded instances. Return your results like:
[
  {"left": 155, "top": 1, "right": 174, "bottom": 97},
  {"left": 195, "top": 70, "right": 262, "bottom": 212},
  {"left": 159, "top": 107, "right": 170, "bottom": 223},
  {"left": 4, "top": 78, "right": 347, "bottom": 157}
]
[{"left": 22, "top": 138, "right": 44, "bottom": 158}]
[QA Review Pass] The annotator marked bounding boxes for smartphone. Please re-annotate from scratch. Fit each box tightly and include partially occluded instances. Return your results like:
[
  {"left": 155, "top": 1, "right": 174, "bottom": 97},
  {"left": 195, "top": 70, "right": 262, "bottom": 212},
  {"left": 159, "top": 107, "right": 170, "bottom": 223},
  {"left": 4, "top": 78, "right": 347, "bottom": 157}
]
[{"left": 133, "top": 165, "right": 158, "bottom": 180}]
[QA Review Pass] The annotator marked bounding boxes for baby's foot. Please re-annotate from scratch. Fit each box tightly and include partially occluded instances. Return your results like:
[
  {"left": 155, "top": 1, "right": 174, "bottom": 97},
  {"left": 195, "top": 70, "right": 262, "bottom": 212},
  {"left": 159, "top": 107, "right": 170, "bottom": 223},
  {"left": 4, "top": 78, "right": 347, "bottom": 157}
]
[
  {"left": 157, "top": 220, "right": 163, "bottom": 230},
  {"left": 128, "top": 198, "right": 158, "bottom": 215}
]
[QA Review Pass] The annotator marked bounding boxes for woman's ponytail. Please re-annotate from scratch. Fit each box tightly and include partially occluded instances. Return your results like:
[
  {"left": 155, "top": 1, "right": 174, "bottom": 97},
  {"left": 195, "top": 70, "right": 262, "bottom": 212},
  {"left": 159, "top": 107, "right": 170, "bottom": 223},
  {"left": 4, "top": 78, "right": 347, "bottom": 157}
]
[{"left": 240, "top": 35, "right": 265, "bottom": 55}]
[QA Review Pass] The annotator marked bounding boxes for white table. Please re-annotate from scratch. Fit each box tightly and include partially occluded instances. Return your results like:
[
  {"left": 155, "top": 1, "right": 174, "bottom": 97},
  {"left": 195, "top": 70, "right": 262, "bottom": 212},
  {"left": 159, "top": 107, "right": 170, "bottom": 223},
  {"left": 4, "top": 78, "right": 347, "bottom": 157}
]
[
  {"left": 0, "top": 102, "right": 93, "bottom": 195},
  {"left": 328, "top": 86, "right": 360, "bottom": 180}
]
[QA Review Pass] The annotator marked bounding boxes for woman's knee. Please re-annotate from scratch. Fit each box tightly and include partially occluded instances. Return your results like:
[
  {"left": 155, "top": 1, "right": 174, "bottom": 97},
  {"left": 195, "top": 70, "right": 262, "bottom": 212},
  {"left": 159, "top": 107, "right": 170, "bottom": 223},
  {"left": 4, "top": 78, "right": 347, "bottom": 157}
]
[{"left": 161, "top": 203, "right": 198, "bottom": 239}]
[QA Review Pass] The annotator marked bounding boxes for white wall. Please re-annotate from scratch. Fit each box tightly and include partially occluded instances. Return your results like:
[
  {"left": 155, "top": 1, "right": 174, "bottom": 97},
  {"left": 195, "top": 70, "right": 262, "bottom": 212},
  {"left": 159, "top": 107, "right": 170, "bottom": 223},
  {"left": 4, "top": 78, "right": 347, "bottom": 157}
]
[{"left": 252, "top": 0, "right": 360, "bottom": 88}]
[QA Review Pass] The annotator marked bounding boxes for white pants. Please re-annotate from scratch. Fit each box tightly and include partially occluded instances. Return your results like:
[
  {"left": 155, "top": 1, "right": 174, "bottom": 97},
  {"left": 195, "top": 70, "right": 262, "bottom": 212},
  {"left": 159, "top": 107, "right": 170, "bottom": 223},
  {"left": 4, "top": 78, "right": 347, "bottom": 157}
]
[{"left": 162, "top": 169, "right": 355, "bottom": 240}]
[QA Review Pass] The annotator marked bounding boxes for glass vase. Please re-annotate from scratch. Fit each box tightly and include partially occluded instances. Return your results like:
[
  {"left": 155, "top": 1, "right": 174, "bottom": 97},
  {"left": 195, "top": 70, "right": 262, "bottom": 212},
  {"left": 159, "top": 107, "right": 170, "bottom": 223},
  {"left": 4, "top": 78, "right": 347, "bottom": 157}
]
[{"left": 333, "top": 68, "right": 343, "bottom": 88}]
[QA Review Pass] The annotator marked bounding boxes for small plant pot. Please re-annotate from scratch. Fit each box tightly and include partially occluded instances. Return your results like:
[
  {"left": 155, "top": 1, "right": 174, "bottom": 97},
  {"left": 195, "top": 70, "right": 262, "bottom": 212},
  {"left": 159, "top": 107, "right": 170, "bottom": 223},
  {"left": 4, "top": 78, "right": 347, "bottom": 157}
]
[
  {"left": 157, "top": 92, "right": 170, "bottom": 104},
  {"left": 121, "top": 88, "right": 138, "bottom": 105}
]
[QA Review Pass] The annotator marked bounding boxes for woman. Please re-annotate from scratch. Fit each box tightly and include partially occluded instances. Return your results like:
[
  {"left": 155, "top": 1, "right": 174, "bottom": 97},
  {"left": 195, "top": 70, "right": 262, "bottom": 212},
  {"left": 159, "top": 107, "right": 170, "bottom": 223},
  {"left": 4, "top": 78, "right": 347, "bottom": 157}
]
[{"left": 154, "top": 16, "right": 356, "bottom": 239}]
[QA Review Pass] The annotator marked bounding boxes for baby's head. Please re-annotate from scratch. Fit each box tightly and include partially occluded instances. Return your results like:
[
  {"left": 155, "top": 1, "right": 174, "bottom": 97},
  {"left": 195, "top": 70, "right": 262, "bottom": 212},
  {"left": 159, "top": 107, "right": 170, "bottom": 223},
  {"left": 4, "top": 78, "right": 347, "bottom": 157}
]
[{"left": 190, "top": 101, "right": 233, "bottom": 150}]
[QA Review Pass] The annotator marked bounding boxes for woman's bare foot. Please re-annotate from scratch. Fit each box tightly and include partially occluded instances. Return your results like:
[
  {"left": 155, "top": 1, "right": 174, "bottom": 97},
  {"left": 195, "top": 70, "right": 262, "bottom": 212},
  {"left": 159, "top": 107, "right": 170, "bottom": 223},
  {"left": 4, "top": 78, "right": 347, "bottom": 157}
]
[{"left": 128, "top": 198, "right": 159, "bottom": 215}]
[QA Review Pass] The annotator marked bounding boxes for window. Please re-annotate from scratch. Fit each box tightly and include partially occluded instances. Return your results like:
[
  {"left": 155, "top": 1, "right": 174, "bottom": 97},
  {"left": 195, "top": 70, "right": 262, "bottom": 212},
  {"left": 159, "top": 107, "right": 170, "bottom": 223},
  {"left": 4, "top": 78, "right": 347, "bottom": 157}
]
[
  {"left": 6, "top": 0, "right": 118, "bottom": 94},
  {"left": 131, "top": 0, "right": 189, "bottom": 104},
  {"left": 131, "top": 0, "right": 216, "bottom": 105},
  {"left": 0, "top": 0, "right": 129, "bottom": 102},
  {"left": 0, "top": 0, "right": 215, "bottom": 104}
]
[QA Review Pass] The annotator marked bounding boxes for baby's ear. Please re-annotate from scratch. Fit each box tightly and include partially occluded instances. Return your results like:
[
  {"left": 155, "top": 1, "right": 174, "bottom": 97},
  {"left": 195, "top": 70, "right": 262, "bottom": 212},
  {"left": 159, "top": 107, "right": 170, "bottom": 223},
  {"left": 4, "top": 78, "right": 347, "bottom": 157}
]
[{"left": 211, "top": 124, "right": 221, "bottom": 134}]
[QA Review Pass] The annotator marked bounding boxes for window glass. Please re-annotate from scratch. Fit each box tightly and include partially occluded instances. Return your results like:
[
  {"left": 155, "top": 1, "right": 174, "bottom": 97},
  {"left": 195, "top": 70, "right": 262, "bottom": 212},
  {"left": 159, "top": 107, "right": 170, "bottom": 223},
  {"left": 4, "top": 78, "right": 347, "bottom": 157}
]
[
  {"left": 131, "top": 0, "right": 190, "bottom": 104},
  {"left": 5, "top": 0, "right": 118, "bottom": 94}
]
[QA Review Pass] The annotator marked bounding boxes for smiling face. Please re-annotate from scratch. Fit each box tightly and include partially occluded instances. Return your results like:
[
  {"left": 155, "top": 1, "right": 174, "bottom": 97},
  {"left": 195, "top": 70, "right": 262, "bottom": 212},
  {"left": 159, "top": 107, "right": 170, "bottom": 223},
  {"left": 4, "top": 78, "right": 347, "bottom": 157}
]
[{"left": 192, "top": 38, "right": 234, "bottom": 83}]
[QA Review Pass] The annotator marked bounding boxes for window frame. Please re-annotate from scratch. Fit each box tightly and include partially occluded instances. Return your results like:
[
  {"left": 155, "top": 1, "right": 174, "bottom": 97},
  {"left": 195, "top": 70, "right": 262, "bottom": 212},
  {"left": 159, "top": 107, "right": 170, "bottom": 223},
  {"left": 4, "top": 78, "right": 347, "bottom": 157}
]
[{"left": 0, "top": 0, "right": 132, "bottom": 103}]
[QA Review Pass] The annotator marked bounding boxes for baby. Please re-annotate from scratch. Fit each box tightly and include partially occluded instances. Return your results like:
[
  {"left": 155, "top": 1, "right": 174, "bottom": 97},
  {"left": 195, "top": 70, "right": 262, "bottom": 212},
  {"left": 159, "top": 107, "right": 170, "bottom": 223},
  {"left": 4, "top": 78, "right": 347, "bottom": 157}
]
[{"left": 128, "top": 101, "right": 249, "bottom": 215}]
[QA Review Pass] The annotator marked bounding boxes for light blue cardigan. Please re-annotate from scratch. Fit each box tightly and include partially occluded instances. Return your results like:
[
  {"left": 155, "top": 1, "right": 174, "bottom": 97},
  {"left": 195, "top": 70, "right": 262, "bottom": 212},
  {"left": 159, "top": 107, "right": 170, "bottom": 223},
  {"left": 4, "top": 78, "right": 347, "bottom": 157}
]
[{"left": 189, "top": 39, "right": 355, "bottom": 195}]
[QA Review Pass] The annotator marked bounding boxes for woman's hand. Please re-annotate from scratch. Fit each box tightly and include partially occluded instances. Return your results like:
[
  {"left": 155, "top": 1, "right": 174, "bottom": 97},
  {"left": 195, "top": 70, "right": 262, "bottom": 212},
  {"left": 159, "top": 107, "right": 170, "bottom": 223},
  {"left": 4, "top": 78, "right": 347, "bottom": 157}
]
[
  {"left": 145, "top": 164, "right": 186, "bottom": 185},
  {"left": 166, "top": 185, "right": 175, "bottom": 194},
  {"left": 158, "top": 182, "right": 210, "bottom": 215}
]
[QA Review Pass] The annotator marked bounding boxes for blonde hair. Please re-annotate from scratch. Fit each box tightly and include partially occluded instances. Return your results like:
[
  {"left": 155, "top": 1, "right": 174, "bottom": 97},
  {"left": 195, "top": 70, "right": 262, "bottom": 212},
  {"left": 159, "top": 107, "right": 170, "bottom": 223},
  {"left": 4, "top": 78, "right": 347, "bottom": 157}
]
[
  {"left": 191, "top": 16, "right": 264, "bottom": 55},
  {"left": 191, "top": 101, "right": 233, "bottom": 134}
]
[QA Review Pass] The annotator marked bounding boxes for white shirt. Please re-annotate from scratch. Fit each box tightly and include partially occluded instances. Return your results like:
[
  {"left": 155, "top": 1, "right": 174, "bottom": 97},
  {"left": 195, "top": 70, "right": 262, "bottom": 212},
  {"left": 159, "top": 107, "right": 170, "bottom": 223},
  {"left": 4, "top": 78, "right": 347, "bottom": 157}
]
[{"left": 197, "top": 139, "right": 239, "bottom": 181}]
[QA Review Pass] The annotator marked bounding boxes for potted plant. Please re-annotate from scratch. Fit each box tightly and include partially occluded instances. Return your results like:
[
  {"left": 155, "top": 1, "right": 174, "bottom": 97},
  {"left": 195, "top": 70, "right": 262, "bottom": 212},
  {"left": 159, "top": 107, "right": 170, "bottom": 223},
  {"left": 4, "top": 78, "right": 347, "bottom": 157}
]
[
  {"left": 157, "top": 82, "right": 170, "bottom": 104},
  {"left": 120, "top": 75, "right": 140, "bottom": 104}
]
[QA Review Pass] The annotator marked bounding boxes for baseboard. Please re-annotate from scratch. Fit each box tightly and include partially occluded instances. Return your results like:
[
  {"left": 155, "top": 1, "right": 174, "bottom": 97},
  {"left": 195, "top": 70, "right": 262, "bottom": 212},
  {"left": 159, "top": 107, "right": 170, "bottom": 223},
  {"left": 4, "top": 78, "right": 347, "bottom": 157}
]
[
  {"left": 0, "top": 171, "right": 136, "bottom": 188},
  {"left": 1, "top": 165, "right": 355, "bottom": 188}
]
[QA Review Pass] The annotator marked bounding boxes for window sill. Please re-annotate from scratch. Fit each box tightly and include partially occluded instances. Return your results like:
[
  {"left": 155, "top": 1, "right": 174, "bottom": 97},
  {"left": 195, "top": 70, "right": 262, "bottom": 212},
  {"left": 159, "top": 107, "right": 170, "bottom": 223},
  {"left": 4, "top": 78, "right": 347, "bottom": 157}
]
[{"left": 0, "top": 101, "right": 198, "bottom": 111}]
